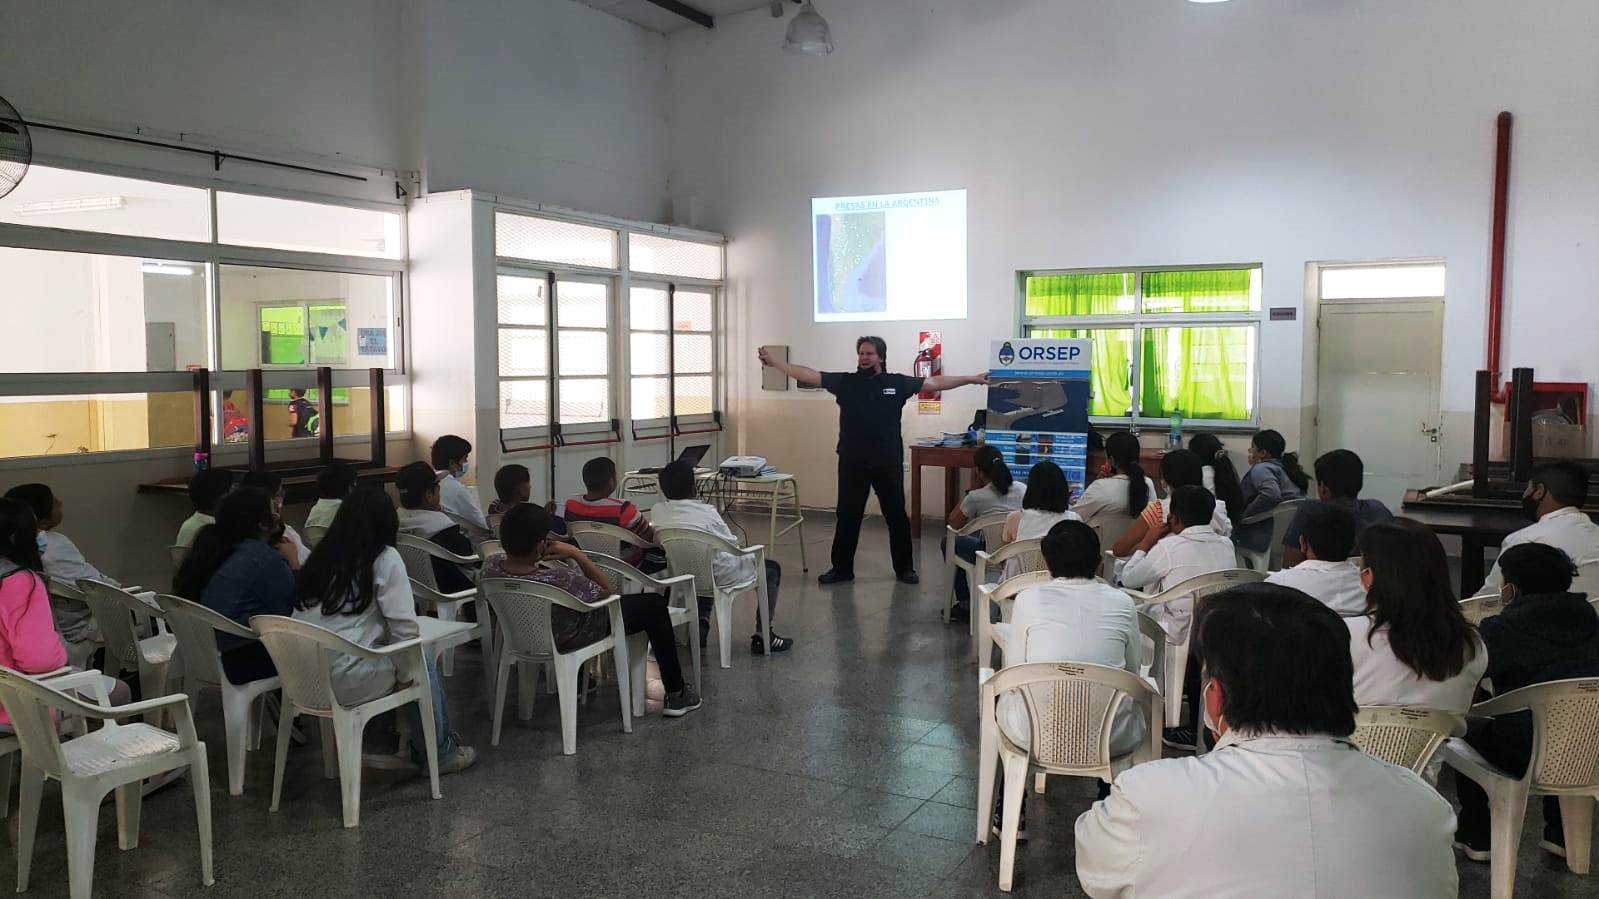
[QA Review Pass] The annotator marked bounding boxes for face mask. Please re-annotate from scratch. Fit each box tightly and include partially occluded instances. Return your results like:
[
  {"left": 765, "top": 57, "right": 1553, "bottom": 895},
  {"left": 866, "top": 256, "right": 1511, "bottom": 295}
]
[
  {"left": 1520, "top": 489, "right": 1541, "bottom": 522},
  {"left": 35, "top": 533, "right": 48, "bottom": 556},
  {"left": 1201, "top": 677, "right": 1221, "bottom": 737},
  {"left": 456, "top": 462, "right": 470, "bottom": 479}
]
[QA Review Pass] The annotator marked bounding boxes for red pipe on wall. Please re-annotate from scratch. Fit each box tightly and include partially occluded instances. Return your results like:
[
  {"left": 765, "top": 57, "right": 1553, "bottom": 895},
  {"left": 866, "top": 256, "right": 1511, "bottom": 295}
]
[{"left": 1486, "top": 111, "right": 1513, "bottom": 403}]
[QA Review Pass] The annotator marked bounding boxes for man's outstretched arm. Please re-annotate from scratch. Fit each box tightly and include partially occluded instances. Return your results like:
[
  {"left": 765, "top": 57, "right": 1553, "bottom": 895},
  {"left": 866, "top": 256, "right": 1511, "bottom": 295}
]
[
  {"left": 923, "top": 371, "right": 990, "bottom": 391},
  {"left": 757, "top": 346, "right": 823, "bottom": 387}
]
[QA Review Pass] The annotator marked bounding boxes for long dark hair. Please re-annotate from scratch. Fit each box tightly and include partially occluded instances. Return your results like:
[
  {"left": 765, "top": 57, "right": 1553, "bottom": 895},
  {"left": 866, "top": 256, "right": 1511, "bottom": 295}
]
[
  {"left": 293, "top": 487, "right": 399, "bottom": 616},
  {"left": 1104, "top": 432, "right": 1149, "bottom": 516},
  {"left": 1190, "top": 433, "right": 1244, "bottom": 521},
  {"left": 1252, "top": 429, "right": 1310, "bottom": 492},
  {"left": 175, "top": 488, "right": 276, "bottom": 600},
  {"left": 0, "top": 498, "right": 42, "bottom": 574},
  {"left": 972, "top": 445, "right": 1014, "bottom": 497},
  {"left": 1022, "top": 461, "right": 1070, "bottom": 514},
  {"left": 1358, "top": 519, "right": 1478, "bottom": 681}
]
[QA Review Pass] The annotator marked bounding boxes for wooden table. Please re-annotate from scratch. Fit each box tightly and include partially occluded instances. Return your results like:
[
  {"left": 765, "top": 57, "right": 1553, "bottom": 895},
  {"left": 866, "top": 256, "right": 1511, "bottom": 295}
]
[
  {"left": 1399, "top": 503, "right": 1530, "bottom": 597},
  {"left": 138, "top": 463, "right": 400, "bottom": 504},
  {"left": 910, "top": 444, "right": 977, "bottom": 538}
]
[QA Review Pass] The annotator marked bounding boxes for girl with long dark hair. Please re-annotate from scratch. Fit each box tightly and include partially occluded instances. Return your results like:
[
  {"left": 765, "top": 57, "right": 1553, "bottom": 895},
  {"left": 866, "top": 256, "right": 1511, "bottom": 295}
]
[
  {"left": 1000, "top": 461, "right": 1081, "bottom": 578},
  {"left": 1350, "top": 519, "right": 1485, "bottom": 711},
  {"left": 292, "top": 487, "right": 477, "bottom": 774},
  {"left": 1110, "top": 448, "right": 1234, "bottom": 558},
  {"left": 944, "top": 445, "right": 1027, "bottom": 620},
  {"left": 175, "top": 487, "right": 295, "bottom": 684},
  {"left": 1234, "top": 429, "right": 1309, "bottom": 552},
  {"left": 1073, "top": 432, "right": 1154, "bottom": 542},
  {"left": 1187, "top": 432, "right": 1245, "bottom": 523}
]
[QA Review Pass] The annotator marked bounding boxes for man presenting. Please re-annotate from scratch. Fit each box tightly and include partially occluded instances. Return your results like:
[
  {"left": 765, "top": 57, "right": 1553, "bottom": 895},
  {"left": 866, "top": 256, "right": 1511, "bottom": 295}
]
[{"left": 759, "top": 337, "right": 988, "bottom": 585}]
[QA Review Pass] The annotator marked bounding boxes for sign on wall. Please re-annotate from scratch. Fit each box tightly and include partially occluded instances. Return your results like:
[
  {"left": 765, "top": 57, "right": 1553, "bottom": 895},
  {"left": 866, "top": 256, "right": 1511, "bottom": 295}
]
[{"left": 985, "top": 338, "right": 1092, "bottom": 495}]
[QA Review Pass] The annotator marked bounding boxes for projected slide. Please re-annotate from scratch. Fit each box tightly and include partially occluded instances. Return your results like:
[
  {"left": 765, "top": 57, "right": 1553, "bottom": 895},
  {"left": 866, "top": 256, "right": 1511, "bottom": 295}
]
[{"left": 812, "top": 189, "right": 967, "bottom": 322}]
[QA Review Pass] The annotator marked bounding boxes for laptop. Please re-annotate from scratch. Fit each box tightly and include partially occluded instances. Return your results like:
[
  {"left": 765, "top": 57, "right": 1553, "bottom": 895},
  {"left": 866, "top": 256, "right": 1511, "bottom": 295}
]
[{"left": 639, "top": 444, "right": 711, "bottom": 475}]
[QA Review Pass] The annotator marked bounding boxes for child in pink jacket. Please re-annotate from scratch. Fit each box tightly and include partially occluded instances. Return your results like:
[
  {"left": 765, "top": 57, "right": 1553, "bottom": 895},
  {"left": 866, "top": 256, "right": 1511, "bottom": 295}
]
[{"left": 0, "top": 498, "right": 69, "bottom": 725}]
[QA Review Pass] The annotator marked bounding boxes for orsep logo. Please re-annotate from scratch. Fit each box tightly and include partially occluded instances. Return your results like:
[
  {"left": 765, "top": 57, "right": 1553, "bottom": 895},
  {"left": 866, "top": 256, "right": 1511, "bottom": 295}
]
[
  {"left": 997, "top": 342, "right": 1015, "bottom": 365},
  {"left": 1017, "top": 345, "right": 1082, "bottom": 362}
]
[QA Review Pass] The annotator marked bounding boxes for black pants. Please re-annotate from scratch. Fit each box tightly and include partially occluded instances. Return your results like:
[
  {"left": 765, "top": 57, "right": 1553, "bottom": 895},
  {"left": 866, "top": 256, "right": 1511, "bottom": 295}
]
[
  {"left": 620, "top": 592, "right": 688, "bottom": 693},
  {"left": 1452, "top": 715, "right": 1562, "bottom": 843},
  {"left": 832, "top": 460, "right": 914, "bottom": 576},
  {"left": 221, "top": 642, "right": 278, "bottom": 686}
]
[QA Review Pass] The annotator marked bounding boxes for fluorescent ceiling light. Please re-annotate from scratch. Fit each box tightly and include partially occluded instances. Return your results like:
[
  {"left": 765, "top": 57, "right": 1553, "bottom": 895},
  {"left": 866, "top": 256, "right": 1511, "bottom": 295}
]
[
  {"left": 142, "top": 261, "right": 197, "bottom": 276},
  {"left": 13, "top": 195, "right": 126, "bottom": 216},
  {"left": 783, "top": 1, "right": 833, "bottom": 56}
]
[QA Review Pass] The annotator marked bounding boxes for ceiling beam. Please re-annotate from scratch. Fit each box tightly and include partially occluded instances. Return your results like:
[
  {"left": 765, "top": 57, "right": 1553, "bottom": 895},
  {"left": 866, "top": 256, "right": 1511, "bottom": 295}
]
[{"left": 641, "top": 0, "right": 714, "bottom": 29}]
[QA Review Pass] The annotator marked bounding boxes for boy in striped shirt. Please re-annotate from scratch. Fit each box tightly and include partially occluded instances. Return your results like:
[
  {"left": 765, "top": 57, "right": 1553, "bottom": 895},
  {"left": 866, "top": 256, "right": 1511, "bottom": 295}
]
[{"left": 564, "top": 457, "right": 659, "bottom": 568}]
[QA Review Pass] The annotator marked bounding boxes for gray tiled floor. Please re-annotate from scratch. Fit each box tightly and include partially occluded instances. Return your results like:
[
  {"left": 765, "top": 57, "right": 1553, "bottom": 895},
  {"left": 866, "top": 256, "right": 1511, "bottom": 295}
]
[{"left": 7, "top": 515, "right": 1597, "bottom": 896}]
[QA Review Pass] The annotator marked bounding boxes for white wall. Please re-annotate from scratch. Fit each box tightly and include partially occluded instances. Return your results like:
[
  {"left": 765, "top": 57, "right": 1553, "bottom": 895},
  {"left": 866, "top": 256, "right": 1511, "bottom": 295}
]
[{"left": 664, "top": 0, "right": 1599, "bottom": 508}]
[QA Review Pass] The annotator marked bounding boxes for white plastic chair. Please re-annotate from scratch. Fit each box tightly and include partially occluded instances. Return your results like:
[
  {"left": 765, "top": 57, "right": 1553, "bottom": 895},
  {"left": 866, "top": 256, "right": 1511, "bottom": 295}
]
[
  {"left": 152, "top": 593, "right": 281, "bottom": 796},
  {"left": 586, "top": 551, "right": 702, "bottom": 711},
  {"left": 1439, "top": 677, "right": 1599, "bottom": 899},
  {"left": 395, "top": 534, "right": 486, "bottom": 676},
  {"left": 1100, "top": 549, "right": 1119, "bottom": 583},
  {"left": 1135, "top": 610, "right": 1167, "bottom": 689},
  {"left": 656, "top": 527, "right": 771, "bottom": 669},
  {"left": 972, "top": 539, "right": 1045, "bottom": 658},
  {"left": 0, "top": 669, "right": 116, "bottom": 821},
  {"left": 943, "top": 511, "right": 1011, "bottom": 624},
  {"left": 251, "top": 615, "right": 441, "bottom": 829},
  {"left": 76, "top": 579, "right": 178, "bottom": 720},
  {"left": 976, "top": 571, "right": 1052, "bottom": 668},
  {"left": 479, "top": 578, "right": 633, "bottom": 754},
  {"left": 0, "top": 668, "right": 213, "bottom": 899},
  {"left": 42, "top": 580, "right": 104, "bottom": 672},
  {"left": 976, "top": 661, "right": 1163, "bottom": 892},
  {"left": 1235, "top": 499, "right": 1305, "bottom": 572},
  {"left": 1121, "top": 568, "right": 1265, "bottom": 744},
  {"left": 1350, "top": 706, "right": 1466, "bottom": 774},
  {"left": 568, "top": 520, "right": 658, "bottom": 561},
  {"left": 302, "top": 525, "right": 328, "bottom": 549},
  {"left": 1460, "top": 591, "right": 1507, "bottom": 626}
]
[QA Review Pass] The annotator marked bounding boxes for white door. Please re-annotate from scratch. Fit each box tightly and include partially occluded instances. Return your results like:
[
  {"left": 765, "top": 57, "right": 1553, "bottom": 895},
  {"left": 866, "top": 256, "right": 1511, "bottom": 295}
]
[{"left": 1316, "top": 297, "right": 1445, "bottom": 507}]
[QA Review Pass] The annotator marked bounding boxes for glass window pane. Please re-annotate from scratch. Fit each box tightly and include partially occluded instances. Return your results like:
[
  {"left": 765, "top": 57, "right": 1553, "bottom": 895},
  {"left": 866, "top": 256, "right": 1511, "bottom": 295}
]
[
  {"left": 498, "top": 329, "right": 548, "bottom": 377},
  {"left": 497, "top": 275, "right": 547, "bottom": 326},
  {"left": 216, "top": 193, "right": 402, "bottom": 258},
  {"left": 1142, "top": 269, "right": 1260, "bottom": 314},
  {"left": 674, "top": 291, "right": 715, "bottom": 332},
  {"left": 628, "top": 233, "right": 723, "bottom": 279},
  {"left": 558, "top": 378, "right": 609, "bottom": 424},
  {"left": 495, "top": 212, "right": 618, "bottom": 269},
  {"left": 557, "top": 330, "right": 608, "bottom": 376},
  {"left": 1321, "top": 265, "right": 1445, "bottom": 299},
  {"left": 556, "top": 281, "right": 608, "bottom": 329},
  {"left": 629, "top": 286, "right": 669, "bottom": 330},
  {"left": 0, "top": 247, "right": 210, "bottom": 373},
  {"left": 673, "top": 334, "right": 713, "bottom": 374},
  {"left": 630, "top": 333, "right": 670, "bottom": 376},
  {"left": 0, "top": 391, "right": 194, "bottom": 459},
  {"left": 0, "top": 165, "right": 209, "bottom": 241},
  {"left": 500, "top": 379, "right": 548, "bottom": 430},
  {"left": 673, "top": 376, "right": 714, "bottom": 416},
  {"left": 219, "top": 266, "right": 394, "bottom": 369},
  {"left": 631, "top": 376, "right": 671, "bottom": 419},
  {"left": 1024, "top": 273, "right": 1135, "bottom": 317},
  {"left": 1139, "top": 326, "right": 1255, "bottom": 420},
  {"left": 1028, "top": 328, "right": 1134, "bottom": 418}
]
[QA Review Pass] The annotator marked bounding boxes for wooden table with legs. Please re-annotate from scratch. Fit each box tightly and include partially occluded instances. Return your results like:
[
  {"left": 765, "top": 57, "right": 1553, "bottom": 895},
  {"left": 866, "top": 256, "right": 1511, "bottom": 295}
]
[{"left": 910, "top": 444, "right": 977, "bottom": 538}]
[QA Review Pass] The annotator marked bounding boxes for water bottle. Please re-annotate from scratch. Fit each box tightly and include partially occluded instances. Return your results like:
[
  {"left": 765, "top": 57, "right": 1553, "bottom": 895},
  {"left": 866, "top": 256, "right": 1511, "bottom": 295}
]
[
  {"left": 193, "top": 451, "right": 209, "bottom": 472},
  {"left": 1168, "top": 409, "right": 1184, "bottom": 450}
]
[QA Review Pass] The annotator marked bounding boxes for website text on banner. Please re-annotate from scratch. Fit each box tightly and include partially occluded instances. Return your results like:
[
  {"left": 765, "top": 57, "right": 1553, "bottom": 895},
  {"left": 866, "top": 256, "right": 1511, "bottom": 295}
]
[{"left": 985, "top": 338, "right": 1092, "bottom": 499}]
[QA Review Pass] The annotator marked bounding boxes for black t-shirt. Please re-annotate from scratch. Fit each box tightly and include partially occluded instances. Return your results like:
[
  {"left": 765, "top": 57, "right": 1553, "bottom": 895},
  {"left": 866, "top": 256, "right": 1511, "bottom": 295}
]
[{"left": 820, "top": 369, "right": 925, "bottom": 466}]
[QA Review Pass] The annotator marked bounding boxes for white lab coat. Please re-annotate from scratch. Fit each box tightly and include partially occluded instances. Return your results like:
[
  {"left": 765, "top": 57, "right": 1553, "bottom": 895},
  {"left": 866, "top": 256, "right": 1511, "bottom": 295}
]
[
  {"left": 996, "top": 578, "right": 1144, "bottom": 756},
  {"left": 1120, "top": 526, "right": 1237, "bottom": 643},
  {"left": 1482, "top": 505, "right": 1599, "bottom": 592},
  {"left": 436, "top": 472, "right": 489, "bottom": 532},
  {"left": 1266, "top": 559, "right": 1367, "bottom": 617},
  {"left": 647, "top": 498, "right": 754, "bottom": 588},
  {"left": 293, "top": 547, "right": 420, "bottom": 706},
  {"left": 305, "top": 498, "right": 343, "bottom": 531},
  {"left": 1001, "top": 509, "right": 1081, "bottom": 578},
  {"left": 175, "top": 511, "right": 214, "bottom": 548},
  {"left": 1346, "top": 614, "right": 1488, "bottom": 712},
  {"left": 1074, "top": 730, "right": 1459, "bottom": 898}
]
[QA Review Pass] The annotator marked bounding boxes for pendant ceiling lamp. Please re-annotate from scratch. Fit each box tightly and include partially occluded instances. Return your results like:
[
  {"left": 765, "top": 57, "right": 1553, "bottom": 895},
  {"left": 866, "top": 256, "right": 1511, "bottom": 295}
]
[{"left": 782, "top": 1, "right": 834, "bottom": 56}]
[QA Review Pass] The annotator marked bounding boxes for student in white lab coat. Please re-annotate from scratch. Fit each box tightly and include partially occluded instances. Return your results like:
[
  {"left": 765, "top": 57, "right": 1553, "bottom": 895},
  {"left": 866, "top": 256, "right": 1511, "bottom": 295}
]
[
  {"left": 431, "top": 434, "right": 490, "bottom": 536},
  {"left": 1071, "top": 432, "right": 1155, "bottom": 548},
  {"left": 1350, "top": 519, "right": 1487, "bottom": 712},
  {"left": 305, "top": 462, "right": 357, "bottom": 531},
  {"left": 1110, "top": 449, "right": 1232, "bottom": 558},
  {"left": 1481, "top": 460, "right": 1599, "bottom": 593},
  {"left": 991, "top": 519, "right": 1142, "bottom": 840},
  {"left": 1265, "top": 504, "right": 1367, "bottom": 616},
  {"left": 1075, "top": 583, "right": 1459, "bottom": 899},
  {"left": 176, "top": 468, "right": 236, "bottom": 548},
  {"left": 1000, "top": 461, "right": 1081, "bottom": 578}
]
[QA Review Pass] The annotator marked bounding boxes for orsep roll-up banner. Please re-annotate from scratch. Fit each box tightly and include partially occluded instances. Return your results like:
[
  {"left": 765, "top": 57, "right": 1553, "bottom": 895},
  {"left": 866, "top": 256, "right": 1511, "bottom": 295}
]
[{"left": 985, "top": 338, "right": 1092, "bottom": 496}]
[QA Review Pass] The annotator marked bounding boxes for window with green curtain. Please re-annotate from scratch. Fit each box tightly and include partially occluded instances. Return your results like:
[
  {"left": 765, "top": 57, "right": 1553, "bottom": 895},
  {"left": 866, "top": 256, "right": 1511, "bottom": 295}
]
[
  {"left": 1141, "top": 269, "right": 1257, "bottom": 314},
  {"left": 1028, "top": 327, "right": 1134, "bottom": 417},
  {"left": 1024, "top": 273, "right": 1136, "bottom": 317},
  {"left": 259, "top": 306, "right": 305, "bottom": 365},
  {"left": 1139, "top": 325, "right": 1253, "bottom": 420}
]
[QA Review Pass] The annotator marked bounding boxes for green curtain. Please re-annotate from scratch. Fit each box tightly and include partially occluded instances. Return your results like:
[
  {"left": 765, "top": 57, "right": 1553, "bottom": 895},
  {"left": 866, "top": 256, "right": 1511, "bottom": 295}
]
[
  {"left": 1140, "top": 326, "right": 1251, "bottom": 420},
  {"left": 1030, "top": 328, "right": 1133, "bottom": 417},
  {"left": 1141, "top": 269, "right": 1255, "bottom": 313},
  {"left": 1025, "top": 273, "right": 1136, "bottom": 317}
]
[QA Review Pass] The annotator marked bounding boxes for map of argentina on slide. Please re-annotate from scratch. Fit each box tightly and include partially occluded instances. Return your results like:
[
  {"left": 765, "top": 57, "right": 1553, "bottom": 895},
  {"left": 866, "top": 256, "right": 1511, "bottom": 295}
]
[{"left": 812, "top": 189, "right": 967, "bottom": 322}]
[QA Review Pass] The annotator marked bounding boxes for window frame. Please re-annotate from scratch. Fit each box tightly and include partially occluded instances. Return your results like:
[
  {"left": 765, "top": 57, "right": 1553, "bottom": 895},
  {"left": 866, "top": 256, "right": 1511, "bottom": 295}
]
[
  {"left": 1016, "top": 263, "right": 1264, "bottom": 429},
  {"left": 0, "top": 158, "right": 411, "bottom": 468},
  {"left": 627, "top": 278, "right": 721, "bottom": 433}
]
